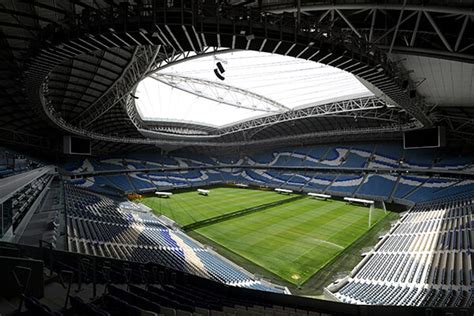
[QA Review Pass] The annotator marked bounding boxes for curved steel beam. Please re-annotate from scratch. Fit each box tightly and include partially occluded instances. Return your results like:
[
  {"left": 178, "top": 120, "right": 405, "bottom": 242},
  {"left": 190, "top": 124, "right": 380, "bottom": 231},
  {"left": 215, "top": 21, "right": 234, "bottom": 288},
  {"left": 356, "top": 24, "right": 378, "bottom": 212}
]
[
  {"left": 26, "top": 2, "right": 431, "bottom": 146},
  {"left": 149, "top": 72, "right": 290, "bottom": 113},
  {"left": 128, "top": 95, "right": 406, "bottom": 139},
  {"left": 266, "top": 4, "right": 474, "bottom": 16},
  {"left": 218, "top": 96, "right": 403, "bottom": 136},
  {"left": 72, "top": 45, "right": 162, "bottom": 128},
  {"left": 264, "top": 3, "right": 474, "bottom": 63},
  {"left": 149, "top": 47, "right": 236, "bottom": 75}
]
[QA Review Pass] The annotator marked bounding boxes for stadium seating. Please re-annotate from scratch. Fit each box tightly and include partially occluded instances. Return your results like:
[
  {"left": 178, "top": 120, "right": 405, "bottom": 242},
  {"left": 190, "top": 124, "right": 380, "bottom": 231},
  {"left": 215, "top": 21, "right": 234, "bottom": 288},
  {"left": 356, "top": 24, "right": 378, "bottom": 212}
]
[
  {"left": 64, "top": 185, "right": 285, "bottom": 294},
  {"left": 392, "top": 175, "right": 429, "bottom": 201},
  {"left": 326, "top": 174, "right": 365, "bottom": 196},
  {"left": 1, "top": 237, "right": 461, "bottom": 316},
  {"left": 0, "top": 168, "right": 53, "bottom": 238},
  {"left": 356, "top": 174, "right": 397, "bottom": 200},
  {"left": 305, "top": 173, "right": 335, "bottom": 192},
  {"left": 433, "top": 153, "right": 473, "bottom": 170},
  {"left": 332, "top": 197, "right": 473, "bottom": 307},
  {"left": 402, "top": 148, "right": 437, "bottom": 169},
  {"left": 64, "top": 143, "right": 474, "bottom": 205},
  {"left": 0, "top": 147, "right": 43, "bottom": 178},
  {"left": 404, "top": 177, "right": 459, "bottom": 203},
  {"left": 61, "top": 143, "right": 474, "bottom": 178},
  {"left": 105, "top": 174, "right": 135, "bottom": 193},
  {"left": 175, "top": 152, "right": 217, "bottom": 167},
  {"left": 3, "top": 142, "right": 474, "bottom": 311},
  {"left": 128, "top": 173, "right": 156, "bottom": 191}
]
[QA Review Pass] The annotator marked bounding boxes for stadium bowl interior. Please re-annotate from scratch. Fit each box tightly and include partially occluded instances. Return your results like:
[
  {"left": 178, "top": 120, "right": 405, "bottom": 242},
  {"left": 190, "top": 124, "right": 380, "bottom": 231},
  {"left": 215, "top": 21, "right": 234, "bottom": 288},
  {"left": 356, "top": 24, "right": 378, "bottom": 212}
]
[{"left": 0, "top": 1, "right": 473, "bottom": 316}]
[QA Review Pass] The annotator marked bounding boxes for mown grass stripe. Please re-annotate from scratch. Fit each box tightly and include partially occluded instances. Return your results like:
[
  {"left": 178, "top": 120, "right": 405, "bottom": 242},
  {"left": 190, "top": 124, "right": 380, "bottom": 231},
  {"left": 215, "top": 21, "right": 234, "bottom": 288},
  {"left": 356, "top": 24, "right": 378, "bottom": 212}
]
[
  {"left": 139, "top": 187, "right": 295, "bottom": 226},
  {"left": 196, "top": 197, "right": 387, "bottom": 285},
  {"left": 182, "top": 195, "right": 304, "bottom": 231},
  {"left": 140, "top": 186, "right": 389, "bottom": 287}
]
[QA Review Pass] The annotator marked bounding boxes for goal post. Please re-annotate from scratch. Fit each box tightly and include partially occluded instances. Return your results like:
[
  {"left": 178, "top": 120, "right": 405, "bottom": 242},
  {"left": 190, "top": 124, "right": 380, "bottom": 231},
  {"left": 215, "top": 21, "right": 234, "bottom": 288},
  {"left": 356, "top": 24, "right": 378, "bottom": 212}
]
[
  {"left": 369, "top": 203, "right": 374, "bottom": 228},
  {"left": 344, "top": 197, "right": 375, "bottom": 228}
]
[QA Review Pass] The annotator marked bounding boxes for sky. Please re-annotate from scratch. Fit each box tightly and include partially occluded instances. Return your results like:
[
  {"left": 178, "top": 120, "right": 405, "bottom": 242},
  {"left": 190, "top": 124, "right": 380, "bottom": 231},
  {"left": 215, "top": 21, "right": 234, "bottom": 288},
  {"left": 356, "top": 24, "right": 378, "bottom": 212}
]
[{"left": 135, "top": 50, "right": 373, "bottom": 128}]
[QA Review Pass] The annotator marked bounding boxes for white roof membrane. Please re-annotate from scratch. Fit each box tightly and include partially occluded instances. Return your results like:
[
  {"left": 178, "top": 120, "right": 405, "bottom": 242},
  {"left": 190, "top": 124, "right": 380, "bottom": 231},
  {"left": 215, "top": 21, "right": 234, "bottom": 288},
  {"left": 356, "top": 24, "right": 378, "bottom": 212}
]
[{"left": 135, "top": 50, "right": 373, "bottom": 128}]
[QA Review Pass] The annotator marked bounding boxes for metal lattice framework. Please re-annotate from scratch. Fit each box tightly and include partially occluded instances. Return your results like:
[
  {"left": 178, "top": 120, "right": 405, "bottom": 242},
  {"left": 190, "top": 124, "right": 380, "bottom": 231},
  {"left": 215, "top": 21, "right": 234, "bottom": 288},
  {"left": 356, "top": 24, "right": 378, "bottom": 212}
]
[
  {"left": 149, "top": 72, "right": 290, "bottom": 113},
  {"left": 432, "top": 110, "right": 474, "bottom": 140},
  {"left": 71, "top": 45, "right": 162, "bottom": 128},
  {"left": 43, "top": 73, "right": 417, "bottom": 146},
  {"left": 218, "top": 96, "right": 405, "bottom": 136},
  {"left": 127, "top": 95, "right": 413, "bottom": 139},
  {"left": 0, "top": 127, "right": 50, "bottom": 149},
  {"left": 263, "top": 2, "right": 474, "bottom": 64},
  {"left": 27, "top": 1, "right": 428, "bottom": 146},
  {"left": 9, "top": 0, "right": 474, "bottom": 151}
]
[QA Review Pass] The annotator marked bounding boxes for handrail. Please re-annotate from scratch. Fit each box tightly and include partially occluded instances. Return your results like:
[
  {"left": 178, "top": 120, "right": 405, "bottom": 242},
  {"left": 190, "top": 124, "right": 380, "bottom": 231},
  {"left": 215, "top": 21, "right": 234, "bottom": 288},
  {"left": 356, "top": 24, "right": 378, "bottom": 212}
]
[
  {"left": 13, "top": 266, "right": 32, "bottom": 313},
  {"left": 38, "top": 239, "right": 54, "bottom": 277},
  {"left": 59, "top": 270, "right": 74, "bottom": 309}
]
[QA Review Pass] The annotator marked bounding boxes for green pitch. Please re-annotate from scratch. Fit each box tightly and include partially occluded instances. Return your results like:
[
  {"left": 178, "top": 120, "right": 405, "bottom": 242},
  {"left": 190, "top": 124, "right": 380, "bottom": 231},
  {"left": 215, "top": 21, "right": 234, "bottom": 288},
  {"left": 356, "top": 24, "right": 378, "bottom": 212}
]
[
  {"left": 140, "top": 187, "right": 387, "bottom": 285},
  {"left": 196, "top": 198, "right": 386, "bottom": 285},
  {"left": 138, "top": 187, "right": 295, "bottom": 226}
]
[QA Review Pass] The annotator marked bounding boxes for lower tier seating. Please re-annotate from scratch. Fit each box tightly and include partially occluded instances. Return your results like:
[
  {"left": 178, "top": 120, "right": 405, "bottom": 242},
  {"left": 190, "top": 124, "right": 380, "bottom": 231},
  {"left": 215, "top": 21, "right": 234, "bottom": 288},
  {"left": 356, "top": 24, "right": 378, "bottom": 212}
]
[
  {"left": 333, "top": 197, "right": 473, "bottom": 308},
  {"left": 64, "top": 185, "right": 285, "bottom": 294}
]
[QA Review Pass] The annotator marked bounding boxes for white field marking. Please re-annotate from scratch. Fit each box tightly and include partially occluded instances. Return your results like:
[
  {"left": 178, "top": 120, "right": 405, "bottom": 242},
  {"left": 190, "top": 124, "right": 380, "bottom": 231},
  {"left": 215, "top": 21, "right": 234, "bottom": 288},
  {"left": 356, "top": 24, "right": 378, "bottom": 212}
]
[{"left": 310, "top": 238, "right": 344, "bottom": 250}]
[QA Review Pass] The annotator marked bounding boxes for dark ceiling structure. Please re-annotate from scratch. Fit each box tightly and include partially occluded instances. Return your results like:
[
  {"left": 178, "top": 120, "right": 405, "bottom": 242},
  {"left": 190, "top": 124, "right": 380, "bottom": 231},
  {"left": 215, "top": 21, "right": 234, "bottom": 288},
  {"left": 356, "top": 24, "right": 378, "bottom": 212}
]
[{"left": 0, "top": 0, "right": 472, "bottom": 155}]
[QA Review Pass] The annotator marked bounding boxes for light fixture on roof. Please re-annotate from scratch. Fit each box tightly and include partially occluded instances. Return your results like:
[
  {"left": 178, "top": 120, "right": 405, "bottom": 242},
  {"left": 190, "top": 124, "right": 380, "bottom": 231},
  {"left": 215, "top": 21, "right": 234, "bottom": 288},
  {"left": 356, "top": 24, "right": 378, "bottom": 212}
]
[
  {"left": 136, "top": 50, "right": 373, "bottom": 127},
  {"left": 214, "top": 62, "right": 225, "bottom": 81},
  {"left": 108, "top": 28, "right": 116, "bottom": 33},
  {"left": 246, "top": 34, "right": 255, "bottom": 41},
  {"left": 139, "top": 28, "right": 148, "bottom": 34},
  {"left": 130, "top": 94, "right": 139, "bottom": 99}
]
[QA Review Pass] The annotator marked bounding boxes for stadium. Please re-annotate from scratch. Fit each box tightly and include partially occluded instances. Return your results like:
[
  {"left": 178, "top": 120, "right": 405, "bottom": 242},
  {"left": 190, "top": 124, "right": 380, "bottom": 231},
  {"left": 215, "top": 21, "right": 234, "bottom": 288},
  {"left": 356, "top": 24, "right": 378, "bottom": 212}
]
[{"left": 0, "top": 0, "right": 472, "bottom": 315}]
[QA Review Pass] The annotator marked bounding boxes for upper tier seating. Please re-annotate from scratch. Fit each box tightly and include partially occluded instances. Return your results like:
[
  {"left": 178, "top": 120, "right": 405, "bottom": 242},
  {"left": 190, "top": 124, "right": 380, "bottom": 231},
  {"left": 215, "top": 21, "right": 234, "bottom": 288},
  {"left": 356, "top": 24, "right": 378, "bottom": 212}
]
[
  {"left": 327, "top": 174, "right": 365, "bottom": 196},
  {"left": 357, "top": 174, "right": 397, "bottom": 200},
  {"left": 64, "top": 142, "right": 474, "bottom": 174},
  {"left": 69, "top": 167, "right": 474, "bottom": 205},
  {"left": 64, "top": 142, "right": 474, "bottom": 205},
  {"left": 0, "top": 147, "right": 43, "bottom": 179}
]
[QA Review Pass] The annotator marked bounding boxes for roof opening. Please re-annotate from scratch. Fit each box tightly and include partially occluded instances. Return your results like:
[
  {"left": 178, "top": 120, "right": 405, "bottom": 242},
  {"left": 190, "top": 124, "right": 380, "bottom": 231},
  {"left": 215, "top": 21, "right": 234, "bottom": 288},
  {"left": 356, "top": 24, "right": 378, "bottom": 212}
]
[{"left": 135, "top": 50, "right": 373, "bottom": 129}]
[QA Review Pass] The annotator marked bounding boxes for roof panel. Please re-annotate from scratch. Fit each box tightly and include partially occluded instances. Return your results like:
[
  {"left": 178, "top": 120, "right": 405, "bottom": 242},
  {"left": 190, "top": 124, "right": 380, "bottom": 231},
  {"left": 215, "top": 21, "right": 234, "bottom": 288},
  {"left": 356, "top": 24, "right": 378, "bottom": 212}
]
[{"left": 135, "top": 50, "right": 373, "bottom": 128}]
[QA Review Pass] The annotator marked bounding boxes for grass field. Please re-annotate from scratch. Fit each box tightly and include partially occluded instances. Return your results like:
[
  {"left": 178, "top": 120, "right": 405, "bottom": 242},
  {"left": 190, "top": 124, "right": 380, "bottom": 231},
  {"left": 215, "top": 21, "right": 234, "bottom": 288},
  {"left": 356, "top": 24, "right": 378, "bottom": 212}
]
[
  {"left": 139, "top": 187, "right": 295, "bottom": 226},
  {"left": 196, "top": 198, "right": 386, "bottom": 285},
  {"left": 140, "top": 186, "right": 388, "bottom": 286}
]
